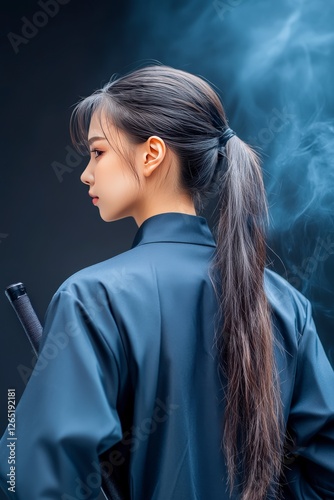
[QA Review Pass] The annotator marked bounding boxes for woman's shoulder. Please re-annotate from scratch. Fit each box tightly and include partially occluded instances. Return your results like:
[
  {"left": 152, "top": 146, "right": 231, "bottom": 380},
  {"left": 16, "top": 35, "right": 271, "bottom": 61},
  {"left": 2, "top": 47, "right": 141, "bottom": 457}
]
[
  {"left": 264, "top": 267, "right": 309, "bottom": 306},
  {"left": 50, "top": 245, "right": 148, "bottom": 300},
  {"left": 264, "top": 267, "right": 311, "bottom": 343}
]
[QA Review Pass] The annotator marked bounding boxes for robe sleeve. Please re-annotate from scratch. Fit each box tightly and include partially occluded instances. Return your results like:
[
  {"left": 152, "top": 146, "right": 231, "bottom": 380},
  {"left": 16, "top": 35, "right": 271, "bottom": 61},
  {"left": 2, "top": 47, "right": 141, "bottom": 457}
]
[
  {"left": 0, "top": 289, "right": 123, "bottom": 500},
  {"left": 283, "top": 298, "right": 334, "bottom": 498}
]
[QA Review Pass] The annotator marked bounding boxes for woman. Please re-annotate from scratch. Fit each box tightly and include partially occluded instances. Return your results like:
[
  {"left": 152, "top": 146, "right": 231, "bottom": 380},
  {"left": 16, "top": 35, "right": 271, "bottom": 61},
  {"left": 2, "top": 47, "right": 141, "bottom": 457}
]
[{"left": 0, "top": 64, "right": 333, "bottom": 500}]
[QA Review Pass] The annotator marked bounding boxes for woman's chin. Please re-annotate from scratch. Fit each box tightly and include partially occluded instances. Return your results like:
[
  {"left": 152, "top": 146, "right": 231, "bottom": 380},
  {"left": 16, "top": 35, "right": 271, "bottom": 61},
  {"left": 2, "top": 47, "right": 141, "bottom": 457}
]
[
  {"left": 100, "top": 214, "right": 112, "bottom": 222},
  {"left": 99, "top": 211, "right": 119, "bottom": 223}
]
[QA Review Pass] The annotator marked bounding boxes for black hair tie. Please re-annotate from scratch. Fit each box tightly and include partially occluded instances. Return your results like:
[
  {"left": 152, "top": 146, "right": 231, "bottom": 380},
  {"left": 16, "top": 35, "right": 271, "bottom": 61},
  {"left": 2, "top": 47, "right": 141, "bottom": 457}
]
[{"left": 219, "top": 127, "right": 236, "bottom": 147}]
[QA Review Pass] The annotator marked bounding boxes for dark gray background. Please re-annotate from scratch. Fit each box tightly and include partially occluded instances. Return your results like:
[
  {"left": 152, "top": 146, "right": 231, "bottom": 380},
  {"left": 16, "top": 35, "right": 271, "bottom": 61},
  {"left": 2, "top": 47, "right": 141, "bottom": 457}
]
[{"left": 1, "top": 1, "right": 333, "bottom": 497}]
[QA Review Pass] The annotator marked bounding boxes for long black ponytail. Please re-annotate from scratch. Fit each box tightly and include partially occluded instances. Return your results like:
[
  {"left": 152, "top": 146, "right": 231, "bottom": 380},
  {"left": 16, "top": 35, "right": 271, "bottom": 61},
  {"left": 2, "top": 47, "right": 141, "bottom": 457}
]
[{"left": 211, "top": 135, "right": 283, "bottom": 498}]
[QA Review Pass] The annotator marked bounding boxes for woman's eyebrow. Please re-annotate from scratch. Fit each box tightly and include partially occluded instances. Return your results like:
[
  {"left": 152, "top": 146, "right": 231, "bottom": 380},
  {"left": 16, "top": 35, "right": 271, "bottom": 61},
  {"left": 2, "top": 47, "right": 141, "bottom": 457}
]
[{"left": 88, "top": 136, "right": 107, "bottom": 145}]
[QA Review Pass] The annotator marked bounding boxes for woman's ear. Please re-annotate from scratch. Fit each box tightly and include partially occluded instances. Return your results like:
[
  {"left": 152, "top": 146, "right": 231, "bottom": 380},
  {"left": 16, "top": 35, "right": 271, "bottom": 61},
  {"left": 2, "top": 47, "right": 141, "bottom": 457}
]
[{"left": 142, "top": 136, "right": 166, "bottom": 177}]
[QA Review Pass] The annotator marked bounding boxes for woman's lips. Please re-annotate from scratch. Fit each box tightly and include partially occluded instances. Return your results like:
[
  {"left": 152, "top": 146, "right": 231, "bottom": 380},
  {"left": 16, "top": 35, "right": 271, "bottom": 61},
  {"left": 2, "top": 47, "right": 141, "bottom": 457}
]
[{"left": 88, "top": 192, "right": 99, "bottom": 205}]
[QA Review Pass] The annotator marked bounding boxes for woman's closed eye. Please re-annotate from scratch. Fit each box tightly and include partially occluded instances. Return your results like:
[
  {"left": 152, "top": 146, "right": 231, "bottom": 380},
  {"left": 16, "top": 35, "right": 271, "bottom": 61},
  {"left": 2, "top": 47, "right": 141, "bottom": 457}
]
[{"left": 90, "top": 149, "right": 103, "bottom": 159}]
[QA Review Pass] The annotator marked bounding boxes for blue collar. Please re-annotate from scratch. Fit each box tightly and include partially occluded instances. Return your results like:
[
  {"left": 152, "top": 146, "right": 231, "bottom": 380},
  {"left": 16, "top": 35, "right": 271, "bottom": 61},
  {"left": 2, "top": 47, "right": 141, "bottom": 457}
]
[{"left": 131, "top": 212, "right": 217, "bottom": 249}]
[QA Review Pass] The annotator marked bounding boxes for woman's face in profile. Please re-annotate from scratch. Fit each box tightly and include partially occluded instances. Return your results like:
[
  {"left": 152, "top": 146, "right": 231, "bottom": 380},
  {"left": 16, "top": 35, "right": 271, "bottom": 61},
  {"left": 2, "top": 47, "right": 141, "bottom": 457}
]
[
  {"left": 80, "top": 109, "right": 187, "bottom": 227},
  {"left": 80, "top": 111, "right": 142, "bottom": 223}
]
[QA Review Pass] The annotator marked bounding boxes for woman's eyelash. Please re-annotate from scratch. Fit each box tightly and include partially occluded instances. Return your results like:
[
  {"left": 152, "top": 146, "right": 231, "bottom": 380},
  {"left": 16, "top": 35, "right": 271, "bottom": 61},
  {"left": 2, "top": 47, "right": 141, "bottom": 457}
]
[{"left": 90, "top": 149, "right": 103, "bottom": 158}]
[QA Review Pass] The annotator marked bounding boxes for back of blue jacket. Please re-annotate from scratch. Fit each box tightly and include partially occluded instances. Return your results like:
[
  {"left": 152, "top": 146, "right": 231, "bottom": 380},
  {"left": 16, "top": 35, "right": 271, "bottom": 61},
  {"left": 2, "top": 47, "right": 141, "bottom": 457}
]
[{"left": 0, "top": 212, "right": 333, "bottom": 499}]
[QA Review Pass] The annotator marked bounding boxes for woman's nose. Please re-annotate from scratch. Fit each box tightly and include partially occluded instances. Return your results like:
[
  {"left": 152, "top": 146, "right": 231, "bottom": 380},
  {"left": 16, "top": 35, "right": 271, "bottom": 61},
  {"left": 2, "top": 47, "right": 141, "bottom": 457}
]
[{"left": 80, "top": 164, "right": 94, "bottom": 185}]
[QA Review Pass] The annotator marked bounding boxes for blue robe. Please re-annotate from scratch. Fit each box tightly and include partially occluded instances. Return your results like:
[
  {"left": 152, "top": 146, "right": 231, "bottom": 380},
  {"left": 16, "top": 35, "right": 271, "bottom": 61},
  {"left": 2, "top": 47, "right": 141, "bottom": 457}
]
[{"left": 0, "top": 212, "right": 333, "bottom": 499}]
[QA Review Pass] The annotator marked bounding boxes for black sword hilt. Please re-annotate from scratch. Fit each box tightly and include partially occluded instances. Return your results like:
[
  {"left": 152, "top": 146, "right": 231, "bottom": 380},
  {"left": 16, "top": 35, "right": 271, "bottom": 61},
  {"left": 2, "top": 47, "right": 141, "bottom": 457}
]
[{"left": 5, "top": 282, "right": 42, "bottom": 355}]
